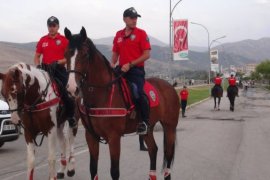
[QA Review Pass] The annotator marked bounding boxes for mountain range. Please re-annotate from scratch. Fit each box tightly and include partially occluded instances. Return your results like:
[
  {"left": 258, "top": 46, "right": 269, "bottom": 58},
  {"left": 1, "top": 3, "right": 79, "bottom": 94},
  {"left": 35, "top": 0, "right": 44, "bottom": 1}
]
[{"left": 0, "top": 37, "right": 270, "bottom": 77}]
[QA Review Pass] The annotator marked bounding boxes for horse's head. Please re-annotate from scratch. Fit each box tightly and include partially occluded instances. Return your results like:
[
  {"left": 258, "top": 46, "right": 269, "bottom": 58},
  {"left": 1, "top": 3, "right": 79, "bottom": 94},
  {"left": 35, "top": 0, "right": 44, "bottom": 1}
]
[
  {"left": 0, "top": 63, "right": 48, "bottom": 124},
  {"left": 0, "top": 65, "right": 25, "bottom": 124},
  {"left": 64, "top": 27, "right": 95, "bottom": 97}
]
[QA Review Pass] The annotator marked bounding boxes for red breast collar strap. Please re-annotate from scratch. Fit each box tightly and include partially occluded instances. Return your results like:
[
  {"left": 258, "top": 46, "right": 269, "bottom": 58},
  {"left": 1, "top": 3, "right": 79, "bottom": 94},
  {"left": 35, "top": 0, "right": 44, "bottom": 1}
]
[{"left": 25, "top": 97, "right": 60, "bottom": 112}]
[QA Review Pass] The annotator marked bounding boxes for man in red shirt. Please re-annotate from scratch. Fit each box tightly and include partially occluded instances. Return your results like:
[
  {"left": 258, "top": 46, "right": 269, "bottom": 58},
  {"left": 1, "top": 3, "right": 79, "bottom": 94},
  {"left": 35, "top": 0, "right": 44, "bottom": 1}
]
[
  {"left": 34, "top": 16, "right": 76, "bottom": 128},
  {"left": 111, "top": 7, "right": 151, "bottom": 135},
  {"left": 227, "top": 74, "right": 239, "bottom": 96},
  {"left": 180, "top": 86, "right": 189, "bottom": 118},
  {"left": 211, "top": 73, "right": 223, "bottom": 96}
]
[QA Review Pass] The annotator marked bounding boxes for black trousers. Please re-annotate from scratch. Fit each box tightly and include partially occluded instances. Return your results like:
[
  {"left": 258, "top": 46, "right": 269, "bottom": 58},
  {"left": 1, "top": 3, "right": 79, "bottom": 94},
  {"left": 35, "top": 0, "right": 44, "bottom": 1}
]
[
  {"left": 124, "top": 67, "right": 149, "bottom": 121},
  {"left": 42, "top": 64, "right": 75, "bottom": 118},
  {"left": 181, "top": 100, "right": 187, "bottom": 116}
]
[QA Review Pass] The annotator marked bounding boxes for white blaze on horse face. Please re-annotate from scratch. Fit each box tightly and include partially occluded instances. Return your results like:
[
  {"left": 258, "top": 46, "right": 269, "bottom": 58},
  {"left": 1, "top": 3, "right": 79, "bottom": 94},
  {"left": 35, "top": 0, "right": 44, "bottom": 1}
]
[{"left": 67, "top": 50, "right": 78, "bottom": 97}]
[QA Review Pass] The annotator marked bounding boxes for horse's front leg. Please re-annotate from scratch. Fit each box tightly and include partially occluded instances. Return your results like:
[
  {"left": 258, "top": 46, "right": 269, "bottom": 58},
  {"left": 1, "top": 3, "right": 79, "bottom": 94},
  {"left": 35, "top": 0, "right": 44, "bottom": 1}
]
[
  {"left": 56, "top": 123, "right": 67, "bottom": 179},
  {"left": 85, "top": 131, "right": 99, "bottom": 180},
  {"left": 66, "top": 126, "right": 77, "bottom": 177},
  {"left": 48, "top": 126, "right": 57, "bottom": 180},
  {"left": 26, "top": 142, "right": 35, "bottom": 180},
  {"left": 108, "top": 135, "right": 121, "bottom": 180}
]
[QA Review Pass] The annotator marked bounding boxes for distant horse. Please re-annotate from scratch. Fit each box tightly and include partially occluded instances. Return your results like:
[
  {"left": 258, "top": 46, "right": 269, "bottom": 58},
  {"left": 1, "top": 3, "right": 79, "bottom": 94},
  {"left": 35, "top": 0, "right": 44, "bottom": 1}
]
[
  {"left": 64, "top": 27, "right": 180, "bottom": 180},
  {"left": 0, "top": 63, "right": 78, "bottom": 180},
  {"left": 227, "top": 85, "right": 238, "bottom": 111},
  {"left": 211, "top": 85, "right": 223, "bottom": 110}
]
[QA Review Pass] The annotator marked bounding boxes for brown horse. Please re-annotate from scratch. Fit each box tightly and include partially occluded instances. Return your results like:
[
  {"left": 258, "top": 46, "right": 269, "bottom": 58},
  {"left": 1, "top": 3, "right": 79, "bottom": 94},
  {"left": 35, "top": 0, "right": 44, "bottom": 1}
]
[
  {"left": 211, "top": 85, "right": 223, "bottom": 110},
  {"left": 64, "top": 27, "right": 180, "bottom": 180},
  {"left": 0, "top": 63, "right": 79, "bottom": 180}
]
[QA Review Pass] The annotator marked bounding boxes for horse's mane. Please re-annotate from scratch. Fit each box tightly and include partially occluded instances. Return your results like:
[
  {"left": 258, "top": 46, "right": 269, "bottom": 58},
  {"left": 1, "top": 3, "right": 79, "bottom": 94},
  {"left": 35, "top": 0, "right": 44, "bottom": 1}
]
[{"left": 85, "top": 37, "right": 113, "bottom": 74}]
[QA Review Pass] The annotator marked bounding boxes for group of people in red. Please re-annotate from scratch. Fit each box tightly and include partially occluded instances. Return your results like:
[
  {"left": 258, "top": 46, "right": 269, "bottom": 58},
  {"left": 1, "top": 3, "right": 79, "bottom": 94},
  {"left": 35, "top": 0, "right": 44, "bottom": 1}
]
[{"left": 179, "top": 73, "right": 239, "bottom": 117}]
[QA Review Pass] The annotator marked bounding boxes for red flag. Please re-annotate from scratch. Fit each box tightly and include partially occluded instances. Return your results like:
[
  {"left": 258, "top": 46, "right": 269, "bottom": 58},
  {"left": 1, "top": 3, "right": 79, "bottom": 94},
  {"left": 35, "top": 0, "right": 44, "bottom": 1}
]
[{"left": 173, "top": 19, "right": 188, "bottom": 60}]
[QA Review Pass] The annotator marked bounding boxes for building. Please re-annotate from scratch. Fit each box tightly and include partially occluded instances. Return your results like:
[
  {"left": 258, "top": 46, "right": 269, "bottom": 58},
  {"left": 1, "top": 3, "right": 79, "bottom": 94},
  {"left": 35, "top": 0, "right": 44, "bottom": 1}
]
[{"left": 245, "top": 63, "right": 257, "bottom": 75}]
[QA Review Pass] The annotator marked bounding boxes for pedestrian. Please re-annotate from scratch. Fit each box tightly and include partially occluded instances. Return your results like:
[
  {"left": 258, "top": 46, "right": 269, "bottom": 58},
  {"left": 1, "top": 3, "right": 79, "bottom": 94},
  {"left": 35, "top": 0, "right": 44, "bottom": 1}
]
[
  {"left": 179, "top": 86, "right": 189, "bottom": 118},
  {"left": 111, "top": 7, "right": 151, "bottom": 135},
  {"left": 34, "top": 16, "right": 77, "bottom": 128}
]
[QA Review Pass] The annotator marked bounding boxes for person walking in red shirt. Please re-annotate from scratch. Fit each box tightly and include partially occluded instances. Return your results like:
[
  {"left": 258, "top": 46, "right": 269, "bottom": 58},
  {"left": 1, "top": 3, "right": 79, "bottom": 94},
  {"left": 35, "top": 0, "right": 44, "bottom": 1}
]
[
  {"left": 180, "top": 86, "right": 189, "bottom": 118},
  {"left": 111, "top": 7, "right": 151, "bottom": 135},
  {"left": 34, "top": 16, "right": 77, "bottom": 128}
]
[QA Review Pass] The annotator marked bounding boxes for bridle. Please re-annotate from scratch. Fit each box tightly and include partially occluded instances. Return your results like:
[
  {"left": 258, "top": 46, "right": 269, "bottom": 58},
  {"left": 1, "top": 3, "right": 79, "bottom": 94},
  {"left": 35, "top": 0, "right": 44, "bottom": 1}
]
[{"left": 67, "top": 40, "right": 124, "bottom": 90}]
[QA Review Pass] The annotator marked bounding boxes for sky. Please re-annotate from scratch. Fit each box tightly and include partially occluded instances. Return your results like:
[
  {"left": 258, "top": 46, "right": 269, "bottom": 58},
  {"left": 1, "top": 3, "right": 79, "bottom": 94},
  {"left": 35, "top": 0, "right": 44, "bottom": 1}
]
[{"left": 0, "top": 0, "right": 270, "bottom": 47}]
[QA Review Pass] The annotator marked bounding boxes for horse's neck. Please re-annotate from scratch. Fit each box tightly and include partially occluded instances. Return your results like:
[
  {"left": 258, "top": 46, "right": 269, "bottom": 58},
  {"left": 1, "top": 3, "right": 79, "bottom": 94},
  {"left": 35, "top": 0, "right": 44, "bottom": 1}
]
[{"left": 89, "top": 53, "right": 113, "bottom": 84}]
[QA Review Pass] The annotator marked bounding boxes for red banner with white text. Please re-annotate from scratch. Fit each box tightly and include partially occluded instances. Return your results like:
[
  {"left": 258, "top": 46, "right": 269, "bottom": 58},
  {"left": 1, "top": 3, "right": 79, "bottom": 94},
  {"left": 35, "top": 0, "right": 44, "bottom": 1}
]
[{"left": 173, "top": 19, "right": 189, "bottom": 60}]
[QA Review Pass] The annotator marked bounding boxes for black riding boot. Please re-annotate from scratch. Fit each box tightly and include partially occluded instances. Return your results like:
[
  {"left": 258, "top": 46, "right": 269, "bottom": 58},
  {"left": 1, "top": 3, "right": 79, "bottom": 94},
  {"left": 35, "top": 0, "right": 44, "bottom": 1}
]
[
  {"left": 139, "top": 136, "right": 148, "bottom": 151},
  {"left": 137, "top": 95, "right": 150, "bottom": 135}
]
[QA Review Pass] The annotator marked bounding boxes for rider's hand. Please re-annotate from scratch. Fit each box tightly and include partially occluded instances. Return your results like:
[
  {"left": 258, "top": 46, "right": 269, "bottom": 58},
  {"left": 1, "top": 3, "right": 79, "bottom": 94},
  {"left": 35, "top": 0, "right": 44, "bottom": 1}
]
[
  {"left": 36, "top": 64, "right": 42, "bottom": 69},
  {"left": 110, "top": 62, "right": 116, "bottom": 68},
  {"left": 121, "top": 63, "right": 130, "bottom": 72}
]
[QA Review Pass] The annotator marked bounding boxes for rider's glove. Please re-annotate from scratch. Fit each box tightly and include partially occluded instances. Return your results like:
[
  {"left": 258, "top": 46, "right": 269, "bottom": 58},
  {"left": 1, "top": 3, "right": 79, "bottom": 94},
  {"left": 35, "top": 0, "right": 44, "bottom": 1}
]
[{"left": 36, "top": 64, "right": 42, "bottom": 69}]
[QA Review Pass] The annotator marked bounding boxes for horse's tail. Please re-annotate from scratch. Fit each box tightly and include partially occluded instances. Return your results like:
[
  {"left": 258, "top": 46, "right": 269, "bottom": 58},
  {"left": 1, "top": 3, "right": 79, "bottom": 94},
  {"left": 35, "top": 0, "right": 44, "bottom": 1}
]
[{"left": 162, "top": 125, "right": 177, "bottom": 171}]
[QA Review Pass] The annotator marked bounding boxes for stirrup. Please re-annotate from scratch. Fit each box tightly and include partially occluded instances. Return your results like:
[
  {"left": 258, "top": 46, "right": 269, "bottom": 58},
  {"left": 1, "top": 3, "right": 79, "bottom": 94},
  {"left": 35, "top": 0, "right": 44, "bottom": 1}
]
[{"left": 137, "top": 122, "right": 148, "bottom": 135}]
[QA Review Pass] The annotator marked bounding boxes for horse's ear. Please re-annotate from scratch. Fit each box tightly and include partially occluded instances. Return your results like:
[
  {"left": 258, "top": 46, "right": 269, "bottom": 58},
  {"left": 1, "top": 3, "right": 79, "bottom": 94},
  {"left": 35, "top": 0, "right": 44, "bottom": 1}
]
[
  {"left": 80, "top": 27, "right": 87, "bottom": 41},
  {"left": 64, "top": 27, "right": 72, "bottom": 40},
  {"left": 0, "top": 73, "right": 5, "bottom": 80}
]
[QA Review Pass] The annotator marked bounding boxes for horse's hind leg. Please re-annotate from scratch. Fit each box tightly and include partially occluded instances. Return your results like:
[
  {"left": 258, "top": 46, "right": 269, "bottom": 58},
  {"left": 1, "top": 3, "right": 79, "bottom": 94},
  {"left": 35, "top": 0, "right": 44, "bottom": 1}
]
[
  {"left": 144, "top": 131, "right": 158, "bottom": 180},
  {"left": 26, "top": 142, "right": 35, "bottom": 180},
  {"left": 85, "top": 132, "right": 99, "bottom": 180},
  {"left": 56, "top": 123, "right": 67, "bottom": 179},
  {"left": 108, "top": 135, "right": 121, "bottom": 180},
  {"left": 214, "top": 97, "right": 217, "bottom": 109},
  {"left": 218, "top": 97, "right": 221, "bottom": 110},
  {"left": 162, "top": 125, "right": 177, "bottom": 180}
]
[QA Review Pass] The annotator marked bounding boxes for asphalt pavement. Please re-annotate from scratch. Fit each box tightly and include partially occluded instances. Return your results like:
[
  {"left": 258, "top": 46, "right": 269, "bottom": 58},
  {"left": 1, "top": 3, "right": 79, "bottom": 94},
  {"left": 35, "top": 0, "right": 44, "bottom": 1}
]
[{"left": 1, "top": 87, "right": 270, "bottom": 180}]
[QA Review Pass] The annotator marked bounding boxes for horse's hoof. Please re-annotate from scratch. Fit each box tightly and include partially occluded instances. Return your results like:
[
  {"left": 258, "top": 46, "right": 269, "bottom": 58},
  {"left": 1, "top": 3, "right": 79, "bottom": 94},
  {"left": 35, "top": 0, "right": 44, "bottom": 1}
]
[
  {"left": 57, "top": 172, "right": 64, "bottom": 179},
  {"left": 67, "top": 169, "right": 75, "bottom": 177},
  {"left": 164, "top": 174, "right": 171, "bottom": 180}
]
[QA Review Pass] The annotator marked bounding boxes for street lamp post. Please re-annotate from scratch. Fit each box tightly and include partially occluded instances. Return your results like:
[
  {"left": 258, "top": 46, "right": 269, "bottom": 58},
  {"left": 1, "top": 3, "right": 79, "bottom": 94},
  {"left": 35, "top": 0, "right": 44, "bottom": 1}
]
[{"left": 190, "top": 22, "right": 226, "bottom": 85}]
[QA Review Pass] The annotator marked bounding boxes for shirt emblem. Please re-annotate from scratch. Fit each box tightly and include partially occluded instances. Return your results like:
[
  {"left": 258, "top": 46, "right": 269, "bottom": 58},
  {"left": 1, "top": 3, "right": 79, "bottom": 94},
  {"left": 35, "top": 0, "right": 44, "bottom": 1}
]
[
  {"left": 42, "top": 42, "right": 48, "bottom": 47},
  {"left": 56, "top": 39, "right": 61, "bottom": 45},
  {"left": 117, "top": 37, "right": 123, "bottom": 43},
  {"left": 130, "top": 34, "right": 136, "bottom": 41}
]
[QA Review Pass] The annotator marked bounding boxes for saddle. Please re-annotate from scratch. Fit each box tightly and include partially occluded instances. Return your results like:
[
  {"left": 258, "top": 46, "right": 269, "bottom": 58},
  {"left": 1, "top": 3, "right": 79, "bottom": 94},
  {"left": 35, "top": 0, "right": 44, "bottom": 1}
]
[{"left": 78, "top": 75, "right": 160, "bottom": 118}]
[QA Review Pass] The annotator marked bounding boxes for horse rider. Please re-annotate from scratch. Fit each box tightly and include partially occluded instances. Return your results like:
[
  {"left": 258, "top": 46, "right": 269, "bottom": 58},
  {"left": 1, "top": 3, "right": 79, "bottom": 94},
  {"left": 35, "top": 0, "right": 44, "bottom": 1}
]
[
  {"left": 179, "top": 86, "right": 189, "bottom": 118},
  {"left": 111, "top": 7, "right": 151, "bottom": 135},
  {"left": 34, "top": 16, "right": 77, "bottom": 128},
  {"left": 212, "top": 73, "right": 222, "bottom": 95},
  {"left": 228, "top": 74, "right": 239, "bottom": 96}
]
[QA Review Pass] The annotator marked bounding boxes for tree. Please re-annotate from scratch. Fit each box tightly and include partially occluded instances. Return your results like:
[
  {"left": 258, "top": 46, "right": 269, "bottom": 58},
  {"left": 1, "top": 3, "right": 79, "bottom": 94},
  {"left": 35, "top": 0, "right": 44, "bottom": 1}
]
[{"left": 256, "top": 60, "right": 270, "bottom": 83}]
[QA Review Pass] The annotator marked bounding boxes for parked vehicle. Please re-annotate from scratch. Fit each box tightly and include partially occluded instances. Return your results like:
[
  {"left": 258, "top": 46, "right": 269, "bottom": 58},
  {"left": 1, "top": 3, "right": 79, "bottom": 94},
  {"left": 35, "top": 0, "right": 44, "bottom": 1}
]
[{"left": 0, "top": 100, "right": 20, "bottom": 148}]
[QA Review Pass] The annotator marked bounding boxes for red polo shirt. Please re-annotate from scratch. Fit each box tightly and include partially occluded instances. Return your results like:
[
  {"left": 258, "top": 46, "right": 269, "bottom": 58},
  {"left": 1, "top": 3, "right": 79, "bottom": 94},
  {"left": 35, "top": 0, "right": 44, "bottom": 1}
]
[
  {"left": 214, "top": 77, "right": 222, "bottom": 85},
  {"left": 112, "top": 27, "right": 151, "bottom": 67},
  {"left": 36, "top": 33, "right": 68, "bottom": 64},
  {"left": 228, "top": 77, "right": 236, "bottom": 86},
  {"left": 180, "top": 89, "right": 189, "bottom": 100}
]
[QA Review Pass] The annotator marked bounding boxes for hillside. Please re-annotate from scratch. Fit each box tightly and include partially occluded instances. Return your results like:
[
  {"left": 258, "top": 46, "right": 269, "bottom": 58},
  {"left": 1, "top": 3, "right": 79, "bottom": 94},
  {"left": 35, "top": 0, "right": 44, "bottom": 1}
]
[{"left": 1, "top": 37, "right": 270, "bottom": 76}]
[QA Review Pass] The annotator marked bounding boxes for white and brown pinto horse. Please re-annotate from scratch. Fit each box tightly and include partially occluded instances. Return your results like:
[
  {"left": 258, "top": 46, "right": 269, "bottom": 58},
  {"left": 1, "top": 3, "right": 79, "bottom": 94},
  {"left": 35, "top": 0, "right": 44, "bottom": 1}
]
[{"left": 0, "top": 63, "right": 77, "bottom": 180}]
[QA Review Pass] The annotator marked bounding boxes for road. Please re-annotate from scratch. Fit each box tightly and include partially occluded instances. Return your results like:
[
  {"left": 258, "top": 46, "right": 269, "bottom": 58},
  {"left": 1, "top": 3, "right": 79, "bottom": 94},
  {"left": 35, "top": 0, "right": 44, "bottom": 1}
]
[{"left": 0, "top": 87, "right": 270, "bottom": 180}]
